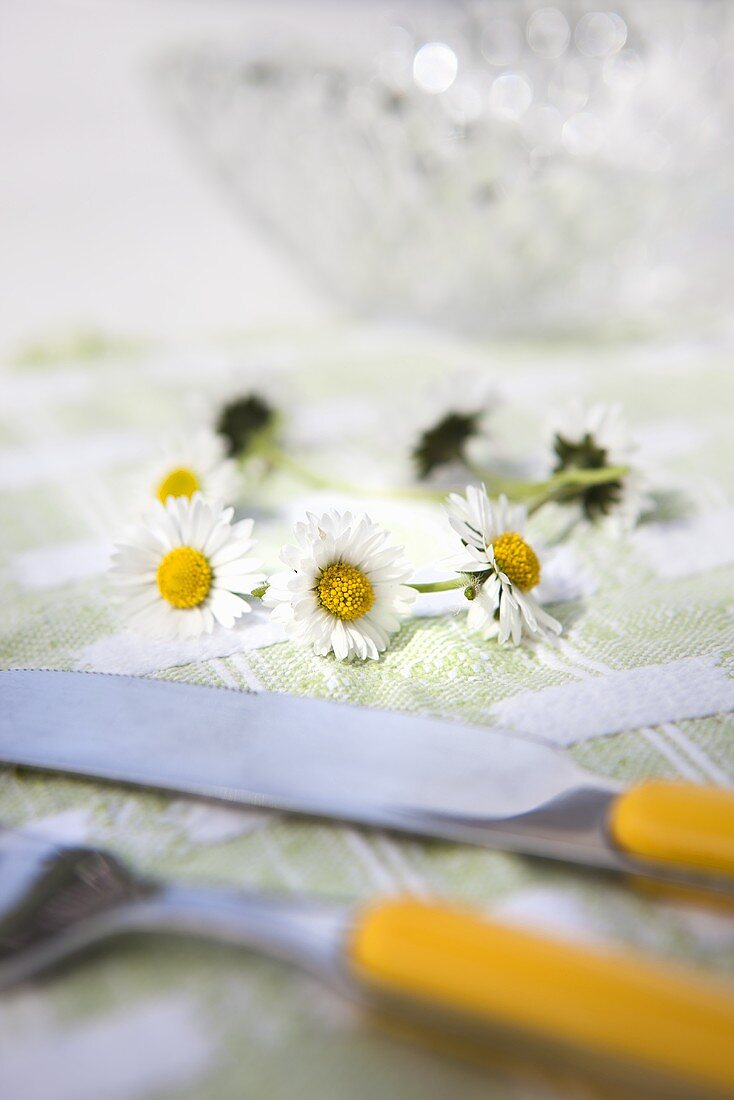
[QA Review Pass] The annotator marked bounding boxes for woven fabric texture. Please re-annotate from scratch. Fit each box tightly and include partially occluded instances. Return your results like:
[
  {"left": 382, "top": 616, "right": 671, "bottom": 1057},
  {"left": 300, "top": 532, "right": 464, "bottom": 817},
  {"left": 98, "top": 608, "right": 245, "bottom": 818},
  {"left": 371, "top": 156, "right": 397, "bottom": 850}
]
[{"left": 1, "top": 326, "right": 733, "bottom": 1100}]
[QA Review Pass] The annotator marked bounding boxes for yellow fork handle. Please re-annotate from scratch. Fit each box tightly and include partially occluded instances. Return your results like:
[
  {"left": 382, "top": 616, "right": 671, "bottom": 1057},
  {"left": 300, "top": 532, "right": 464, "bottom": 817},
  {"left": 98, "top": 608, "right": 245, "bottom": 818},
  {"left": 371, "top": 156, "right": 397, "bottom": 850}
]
[
  {"left": 610, "top": 780, "right": 734, "bottom": 876},
  {"left": 350, "top": 898, "right": 734, "bottom": 1096}
]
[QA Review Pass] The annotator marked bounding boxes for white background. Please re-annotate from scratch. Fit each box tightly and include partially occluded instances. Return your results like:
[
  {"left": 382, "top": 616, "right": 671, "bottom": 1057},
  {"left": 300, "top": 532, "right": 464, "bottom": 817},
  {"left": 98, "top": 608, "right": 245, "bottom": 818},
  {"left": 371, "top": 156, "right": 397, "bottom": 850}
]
[{"left": 0, "top": 0, "right": 402, "bottom": 354}]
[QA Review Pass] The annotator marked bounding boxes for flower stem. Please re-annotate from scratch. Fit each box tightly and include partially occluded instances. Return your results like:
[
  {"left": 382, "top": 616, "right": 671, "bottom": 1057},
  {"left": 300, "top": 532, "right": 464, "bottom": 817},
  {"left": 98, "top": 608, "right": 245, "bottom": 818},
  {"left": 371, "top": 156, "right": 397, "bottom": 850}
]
[
  {"left": 256, "top": 441, "right": 447, "bottom": 502},
  {"left": 469, "top": 464, "right": 629, "bottom": 501},
  {"left": 408, "top": 578, "right": 466, "bottom": 594},
  {"left": 525, "top": 464, "right": 630, "bottom": 515},
  {"left": 254, "top": 439, "right": 629, "bottom": 513},
  {"left": 463, "top": 463, "right": 525, "bottom": 496},
  {"left": 535, "top": 465, "right": 630, "bottom": 492}
]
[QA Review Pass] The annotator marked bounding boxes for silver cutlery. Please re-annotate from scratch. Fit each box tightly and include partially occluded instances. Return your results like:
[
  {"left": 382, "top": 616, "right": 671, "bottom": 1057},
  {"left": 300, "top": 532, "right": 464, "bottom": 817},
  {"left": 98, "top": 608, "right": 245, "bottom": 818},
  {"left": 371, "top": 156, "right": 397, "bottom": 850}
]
[
  {"left": 2, "top": 827, "right": 734, "bottom": 1097},
  {"left": 2, "top": 670, "right": 734, "bottom": 900}
]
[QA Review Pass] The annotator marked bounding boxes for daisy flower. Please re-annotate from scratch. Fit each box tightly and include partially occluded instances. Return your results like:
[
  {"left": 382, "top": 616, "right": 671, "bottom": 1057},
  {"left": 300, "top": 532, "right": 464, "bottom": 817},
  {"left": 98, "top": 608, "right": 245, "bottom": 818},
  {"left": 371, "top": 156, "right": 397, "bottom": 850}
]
[
  {"left": 413, "top": 408, "right": 485, "bottom": 480},
  {"left": 216, "top": 392, "right": 278, "bottom": 458},
  {"left": 445, "top": 486, "right": 561, "bottom": 646},
  {"left": 264, "top": 511, "right": 416, "bottom": 660},
  {"left": 110, "top": 493, "right": 261, "bottom": 639},
  {"left": 145, "top": 429, "right": 240, "bottom": 507},
  {"left": 408, "top": 371, "right": 498, "bottom": 481},
  {"left": 551, "top": 402, "right": 649, "bottom": 527}
]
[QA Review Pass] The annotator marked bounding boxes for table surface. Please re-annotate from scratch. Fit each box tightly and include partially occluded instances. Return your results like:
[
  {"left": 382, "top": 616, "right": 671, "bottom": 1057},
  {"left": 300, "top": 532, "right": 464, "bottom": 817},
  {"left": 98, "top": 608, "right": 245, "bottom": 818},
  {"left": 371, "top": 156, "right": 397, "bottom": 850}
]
[
  {"left": 1, "top": 4, "right": 734, "bottom": 1100},
  {"left": 1, "top": 323, "right": 733, "bottom": 1100}
]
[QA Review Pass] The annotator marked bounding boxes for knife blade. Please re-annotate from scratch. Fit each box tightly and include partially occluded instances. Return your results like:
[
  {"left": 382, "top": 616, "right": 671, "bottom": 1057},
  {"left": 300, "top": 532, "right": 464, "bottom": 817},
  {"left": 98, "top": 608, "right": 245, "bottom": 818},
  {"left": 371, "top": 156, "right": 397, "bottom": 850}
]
[{"left": 2, "top": 670, "right": 734, "bottom": 897}]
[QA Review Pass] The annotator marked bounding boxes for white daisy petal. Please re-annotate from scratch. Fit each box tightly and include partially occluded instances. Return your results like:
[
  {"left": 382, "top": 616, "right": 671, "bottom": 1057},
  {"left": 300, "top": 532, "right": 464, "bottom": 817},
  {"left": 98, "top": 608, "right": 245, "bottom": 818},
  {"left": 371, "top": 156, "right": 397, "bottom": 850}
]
[
  {"left": 444, "top": 484, "right": 561, "bottom": 647},
  {"left": 209, "top": 538, "right": 255, "bottom": 568},
  {"left": 109, "top": 493, "right": 261, "bottom": 640},
  {"left": 210, "top": 589, "right": 248, "bottom": 628},
  {"left": 330, "top": 620, "right": 350, "bottom": 661},
  {"left": 264, "top": 510, "right": 414, "bottom": 661},
  {"left": 138, "top": 428, "right": 240, "bottom": 512}
]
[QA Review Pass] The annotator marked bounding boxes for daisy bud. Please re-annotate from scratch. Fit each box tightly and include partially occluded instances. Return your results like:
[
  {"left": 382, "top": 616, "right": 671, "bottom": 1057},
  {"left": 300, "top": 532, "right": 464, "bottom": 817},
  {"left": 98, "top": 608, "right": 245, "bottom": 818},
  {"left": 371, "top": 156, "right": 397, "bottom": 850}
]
[{"left": 216, "top": 393, "right": 277, "bottom": 458}]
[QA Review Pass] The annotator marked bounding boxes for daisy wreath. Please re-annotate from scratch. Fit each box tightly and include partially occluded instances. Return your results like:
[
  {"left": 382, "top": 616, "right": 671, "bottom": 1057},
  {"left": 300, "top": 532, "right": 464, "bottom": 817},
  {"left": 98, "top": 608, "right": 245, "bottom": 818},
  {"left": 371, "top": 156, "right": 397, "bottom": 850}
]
[
  {"left": 215, "top": 391, "right": 632, "bottom": 515},
  {"left": 110, "top": 397, "right": 649, "bottom": 658}
]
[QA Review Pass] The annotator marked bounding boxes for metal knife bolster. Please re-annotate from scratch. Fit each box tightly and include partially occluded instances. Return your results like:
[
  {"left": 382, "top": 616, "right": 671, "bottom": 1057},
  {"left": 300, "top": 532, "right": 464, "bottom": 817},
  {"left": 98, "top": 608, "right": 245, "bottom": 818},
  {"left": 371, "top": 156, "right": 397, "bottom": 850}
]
[
  {"left": 394, "top": 788, "right": 621, "bottom": 867},
  {"left": 396, "top": 791, "right": 734, "bottom": 899}
]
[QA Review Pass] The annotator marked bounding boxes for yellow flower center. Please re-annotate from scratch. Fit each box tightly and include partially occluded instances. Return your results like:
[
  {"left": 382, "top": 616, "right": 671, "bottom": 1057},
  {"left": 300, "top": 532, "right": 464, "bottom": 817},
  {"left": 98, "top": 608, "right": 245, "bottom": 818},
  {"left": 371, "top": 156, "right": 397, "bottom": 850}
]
[
  {"left": 156, "top": 466, "right": 200, "bottom": 503},
  {"left": 157, "top": 546, "right": 212, "bottom": 608},
  {"left": 492, "top": 531, "right": 540, "bottom": 591},
  {"left": 317, "top": 562, "right": 375, "bottom": 621}
]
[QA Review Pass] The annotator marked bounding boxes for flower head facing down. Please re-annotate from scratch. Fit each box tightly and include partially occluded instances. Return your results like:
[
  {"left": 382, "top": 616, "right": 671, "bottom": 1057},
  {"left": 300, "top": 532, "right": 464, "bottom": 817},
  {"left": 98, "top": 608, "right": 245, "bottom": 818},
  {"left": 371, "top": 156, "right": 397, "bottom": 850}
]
[
  {"left": 407, "top": 368, "right": 497, "bottom": 481},
  {"left": 412, "top": 409, "right": 484, "bottom": 480},
  {"left": 445, "top": 486, "right": 561, "bottom": 646},
  {"left": 264, "top": 511, "right": 416, "bottom": 660},
  {"left": 551, "top": 403, "right": 645, "bottom": 526},
  {"left": 216, "top": 393, "right": 277, "bottom": 458},
  {"left": 146, "top": 429, "right": 240, "bottom": 508},
  {"left": 110, "top": 493, "right": 261, "bottom": 639}
]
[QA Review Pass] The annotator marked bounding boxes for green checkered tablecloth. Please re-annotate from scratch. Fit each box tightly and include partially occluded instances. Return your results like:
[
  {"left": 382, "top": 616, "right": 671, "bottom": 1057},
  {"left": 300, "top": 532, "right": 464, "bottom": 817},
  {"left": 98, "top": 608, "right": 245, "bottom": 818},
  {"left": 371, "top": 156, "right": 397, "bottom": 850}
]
[{"left": 1, "top": 325, "right": 733, "bottom": 1100}]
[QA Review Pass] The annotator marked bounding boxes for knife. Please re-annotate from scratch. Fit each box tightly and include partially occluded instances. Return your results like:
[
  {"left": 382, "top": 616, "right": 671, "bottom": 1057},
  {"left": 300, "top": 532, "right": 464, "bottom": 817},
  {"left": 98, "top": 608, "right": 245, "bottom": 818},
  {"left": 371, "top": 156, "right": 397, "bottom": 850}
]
[{"left": 2, "top": 670, "right": 734, "bottom": 899}]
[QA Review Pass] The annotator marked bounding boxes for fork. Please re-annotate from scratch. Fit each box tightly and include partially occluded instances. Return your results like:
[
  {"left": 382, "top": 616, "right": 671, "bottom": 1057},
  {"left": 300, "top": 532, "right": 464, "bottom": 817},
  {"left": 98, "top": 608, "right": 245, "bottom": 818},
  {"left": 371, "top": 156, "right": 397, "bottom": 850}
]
[
  {"left": 2, "top": 827, "right": 734, "bottom": 1098},
  {"left": 0, "top": 828, "right": 344, "bottom": 991}
]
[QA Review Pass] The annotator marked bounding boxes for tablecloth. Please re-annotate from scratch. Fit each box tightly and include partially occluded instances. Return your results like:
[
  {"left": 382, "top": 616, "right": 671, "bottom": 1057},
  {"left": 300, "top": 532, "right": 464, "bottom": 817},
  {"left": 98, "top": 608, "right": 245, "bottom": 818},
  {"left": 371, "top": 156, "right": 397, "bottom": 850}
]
[{"left": 1, "top": 324, "right": 733, "bottom": 1100}]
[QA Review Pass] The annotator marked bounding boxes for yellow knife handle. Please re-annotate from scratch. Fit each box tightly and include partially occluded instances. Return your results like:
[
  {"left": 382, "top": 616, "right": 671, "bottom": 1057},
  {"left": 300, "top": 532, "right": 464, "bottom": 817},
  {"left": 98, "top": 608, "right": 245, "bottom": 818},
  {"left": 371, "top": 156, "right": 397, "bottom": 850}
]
[
  {"left": 349, "top": 898, "right": 734, "bottom": 1095},
  {"left": 609, "top": 780, "right": 734, "bottom": 876}
]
